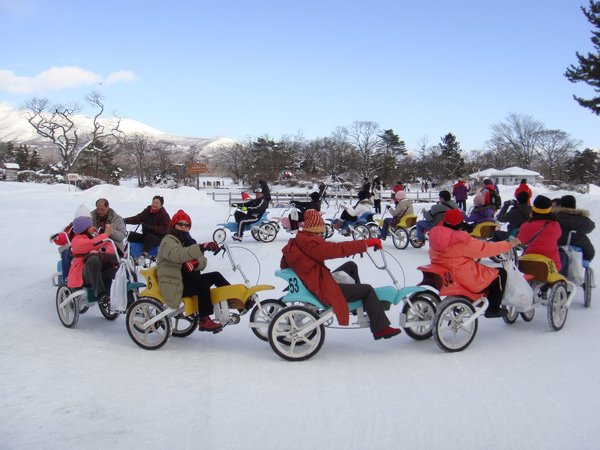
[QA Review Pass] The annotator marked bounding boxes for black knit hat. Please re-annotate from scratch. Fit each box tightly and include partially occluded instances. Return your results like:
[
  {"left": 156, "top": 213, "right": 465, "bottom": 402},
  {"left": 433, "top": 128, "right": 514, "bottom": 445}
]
[
  {"left": 516, "top": 191, "right": 530, "bottom": 204},
  {"left": 560, "top": 195, "right": 576, "bottom": 209},
  {"left": 532, "top": 195, "right": 552, "bottom": 214}
]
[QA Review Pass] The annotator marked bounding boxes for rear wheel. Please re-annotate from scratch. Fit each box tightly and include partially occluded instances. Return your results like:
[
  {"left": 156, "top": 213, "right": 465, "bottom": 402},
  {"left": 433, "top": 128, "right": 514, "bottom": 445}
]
[
  {"left": 126, "top": 297, "right": 172, "bottom": 350},
  {"left": 258, "top": 222, "right": 278, "bottom": 242},
  {"left": 433, "top": 297, "right": 478, "bottom": 352},
  {"left": 171, "top": 313, "right": 198, "bottom": 337},
  {"left": 392, "top": 228, "right": 409, "bottom": 250},
  {"left": 56, "top": 284, "right": 79, "bottom": 328},
  {"left": 409, "top": 227, "right": 425, "bottom": 248},
  {"left": 401, "top": 292, "right": 438, "bottom": 340},
  {"left": 324, "top": 223, "right": 334, "bottom": 239},
  {"left": 502, "top": 306, "right": 519, "bottom": 324},
  {"left": 583, "top": 267, "right": 592, "bottom": 308},
  {"left": 268, "top": 306, "right": 325, "bottom": 361},
  {"left": 547, "top": 282, "right": 568, "bottom": 331},
  {"left": 251, "top": 227, "right": 261, "bottom": 241},
  {"left": 249, "top": 299, "right": 287, "bottom": 341},
  {"left": 521, "top": 308, "right": 535, "bottom": 322},
  {"left": 212, "top": 228, "right": 226, "bottom": 244},
  {"left": 352, "top": 225, "right": 370, "bottom": 240},
  {"left": 367, "top": 223, "right": 380, "bottom": 238}
]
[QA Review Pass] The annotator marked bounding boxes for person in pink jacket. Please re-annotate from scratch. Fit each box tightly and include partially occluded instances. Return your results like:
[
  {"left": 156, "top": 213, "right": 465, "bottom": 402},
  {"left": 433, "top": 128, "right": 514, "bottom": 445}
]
[
  {"left": 67, "top": 216, "right": 117, "bottom": 304},
  {"left": 428, "top": 209, "right": 521, "bottom": 318}
]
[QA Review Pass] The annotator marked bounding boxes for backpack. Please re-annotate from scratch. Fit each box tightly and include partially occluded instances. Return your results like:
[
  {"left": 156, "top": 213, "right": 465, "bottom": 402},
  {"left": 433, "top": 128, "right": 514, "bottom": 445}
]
[{"left": 482, "top": 186, "right": 502, "bottom": 209}]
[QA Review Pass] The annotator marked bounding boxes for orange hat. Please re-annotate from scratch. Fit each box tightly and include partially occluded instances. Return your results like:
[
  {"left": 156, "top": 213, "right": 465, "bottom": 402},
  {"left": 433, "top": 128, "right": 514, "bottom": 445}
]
[
  {"left": 443, "top": 209, "right": 464, "bottom": 227},
  {"left": 302, "top": 209, "right": 326, "bottom": 234},
  {"left": 170, "top": 209, "right": 192, "bottom": 228}
]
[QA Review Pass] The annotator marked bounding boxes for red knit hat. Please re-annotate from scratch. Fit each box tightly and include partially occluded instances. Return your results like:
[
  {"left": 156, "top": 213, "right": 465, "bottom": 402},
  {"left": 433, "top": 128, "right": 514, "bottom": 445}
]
[
  {"left": 302, "top": 209, "right": 326, "bottom": 234},
  {"left": 170, "top": 209, "right": 192, "bottom": 228},
  {"left": 443, "top": 209, "right": 464, "bottom": 227}
]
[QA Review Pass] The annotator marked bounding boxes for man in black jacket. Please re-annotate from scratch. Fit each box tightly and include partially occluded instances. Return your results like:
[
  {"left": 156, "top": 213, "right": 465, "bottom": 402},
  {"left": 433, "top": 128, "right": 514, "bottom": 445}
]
[
  {"left": 493, "top": 191, "right": 532, "bottom": 241},
  {"left": 555, "top": 195, "right": 595, "bottom": 262},
  {"left": 232, "top": 189, "right": 268, "bottom": 241}
]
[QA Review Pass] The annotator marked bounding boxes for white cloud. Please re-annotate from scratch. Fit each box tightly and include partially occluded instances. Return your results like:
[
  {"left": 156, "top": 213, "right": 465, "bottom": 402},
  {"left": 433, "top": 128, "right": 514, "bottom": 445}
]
[
  {"left": 104, "top": 70, "right": 137, "bottom": 85},
  {"left": 0, "top": 66, "right": 137, "bottom": 94}
]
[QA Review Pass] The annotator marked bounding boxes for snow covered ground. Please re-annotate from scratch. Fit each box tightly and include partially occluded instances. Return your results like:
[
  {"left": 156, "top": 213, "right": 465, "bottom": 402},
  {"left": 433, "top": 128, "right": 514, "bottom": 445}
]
[{"left": 0, "top": 181, "right": 598, "bottom": 449}]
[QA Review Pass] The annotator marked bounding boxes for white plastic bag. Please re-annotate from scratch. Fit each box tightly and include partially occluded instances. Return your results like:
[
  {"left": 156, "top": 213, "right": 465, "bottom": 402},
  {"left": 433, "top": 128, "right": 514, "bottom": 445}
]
[
  {"left": 564, "top": 247, "right": 585, "bottom": 285},
  {"left": 502, "top": 260, "right": 534, "bottom": 312},
  {"left": 332, "top": 270, "right": 356, "bottom": 284},
  {"left": 110, "top": 264, "right": 128, "bottom": 312}
]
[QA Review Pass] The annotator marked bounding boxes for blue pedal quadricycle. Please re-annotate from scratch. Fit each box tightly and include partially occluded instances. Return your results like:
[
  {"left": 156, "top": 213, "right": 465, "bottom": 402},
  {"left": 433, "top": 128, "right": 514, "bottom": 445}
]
[
  {"left": 266, "top": 249, "right": 441, "bottom": 361},
  {"left": 212, "top": 205, "right": 276, "bottom": 243}
]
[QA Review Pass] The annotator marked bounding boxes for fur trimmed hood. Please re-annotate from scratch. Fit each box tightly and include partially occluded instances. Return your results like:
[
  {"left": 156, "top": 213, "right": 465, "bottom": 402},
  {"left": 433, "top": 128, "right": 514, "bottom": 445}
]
[{"left": 553, "top": 206, "right": 590, "bottom": 217}]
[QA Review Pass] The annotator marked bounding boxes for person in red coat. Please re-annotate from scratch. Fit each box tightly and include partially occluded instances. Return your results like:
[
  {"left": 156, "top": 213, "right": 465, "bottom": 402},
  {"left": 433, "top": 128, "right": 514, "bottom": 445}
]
[
  {"left": 514, "top": 179, "right": 532, "bottom": 205},
  {"left": 517, "top": 195, "right": 563, "bottom": 271},
  {"left": 280, "top": 209, "right": 401, "bottom": 340},
  {"left": 428, "top": 209, "right": 521, "bottom": 317}
]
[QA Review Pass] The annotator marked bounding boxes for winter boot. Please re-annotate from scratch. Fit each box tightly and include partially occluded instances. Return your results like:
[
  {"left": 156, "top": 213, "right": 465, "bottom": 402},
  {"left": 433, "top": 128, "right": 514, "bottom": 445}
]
[
  {"left": 198, "top": 316, "right": 223, "bottom": 333},
  {"left": 373, "top": 326, "right": 402, "bottom": 340}
]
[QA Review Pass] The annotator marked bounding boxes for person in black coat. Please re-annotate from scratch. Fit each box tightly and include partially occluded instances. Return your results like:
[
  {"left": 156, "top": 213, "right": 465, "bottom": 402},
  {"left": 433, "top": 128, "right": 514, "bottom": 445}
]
[
  {"left": 554, "top": 195, "right": 595, "bottom": 261},
  {"left": 289, "top": 192, "right": 321, "bottom": 231},
  {"left": 493, "top": 191, "right": 532, "bottom": 241},
  {"left": 232, "top": 189, "right": 269, "bottom": 240},
  {"left": 125, "top": 195, "right": 171, "bottom": 262}
]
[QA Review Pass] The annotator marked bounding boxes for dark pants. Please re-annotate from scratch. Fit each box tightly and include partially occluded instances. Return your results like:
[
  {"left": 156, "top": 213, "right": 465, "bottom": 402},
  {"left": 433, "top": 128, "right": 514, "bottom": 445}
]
[
  {"left": 182, "top": 271, "right": 230, "bottom": 316},
  {"left": 234, "top": 211, "right": 259, "bottom": 236},
  {"left": 128, "top": 231, "right": 163, "bottom": 254},
  {"left": 374, "top": 199, "right": 381, "bottom": 214},
  {"left": 333, "top": 262, "right": 390, "bottom": 333},
  {"left": 484, "top": 268, "right": 507, "bottom": 315},
  {"left": 456, "top": 199, "right": 466, "bottom": 211},
  {"left": 61, "top": 248, "right": 73, "bottom": 283},
  {"left": 82, "top": 254, "right": 117, "bottom": 297}
]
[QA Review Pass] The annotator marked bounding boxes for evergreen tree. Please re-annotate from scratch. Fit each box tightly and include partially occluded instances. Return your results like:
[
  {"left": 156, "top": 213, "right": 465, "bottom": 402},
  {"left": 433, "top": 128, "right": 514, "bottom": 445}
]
[
  {"left": 439, "top": 133, "right": 464, "bottom": 180},
  {"left": 14, "top": 145, "right": 30, "bottom": 169},
  {"left": 76, "top": 139, "right": 120, "bottom": 184},
  {"left": 565, "top": 1, "right": 600, "bottom": 114},
  {"left": 565, "top": 148, "right": 600, "bottom": 184},
  {"left": 29, "top": 149, "right": 42, "bottom": 171},
  {"left": 376, "top": 129, "right": 407, "bottom": 184}
]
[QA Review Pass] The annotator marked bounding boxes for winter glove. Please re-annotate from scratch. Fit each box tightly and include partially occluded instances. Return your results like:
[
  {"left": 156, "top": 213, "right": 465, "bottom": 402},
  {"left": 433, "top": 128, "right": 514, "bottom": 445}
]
[
  {"left": 200, "top": 241, "right": 220, "bottom": 253},
  {"left": 183, "top": 259, "right": 199, "bottom": 272},
  {"left": 365, "top": 238, "right": 383, "bottom": 251},
  {"left": 241, "top": 207, "right": 248, "bottom": 212},
  {"left": 231, "top": 203, "right": 239, "bottom": 208}
]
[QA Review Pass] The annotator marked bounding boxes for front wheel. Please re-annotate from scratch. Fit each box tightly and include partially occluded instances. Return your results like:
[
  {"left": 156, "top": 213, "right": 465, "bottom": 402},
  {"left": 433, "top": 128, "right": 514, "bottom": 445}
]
[
  {"left": 250, "top": 227, "right": 261, "bottom": 241},
  {"left": 249, "top": 299, "right": 287, "bottom": 341},
  {"left": 268, "top": 306, "right": 325, "bottom": 361},
  {"left": 213, "top": 228, "right": 226, "bottom": 244},
  {"left": 583, "top": 267, "right": 592, "bottom": 308},
  {"left": 367, "top": 223, "right": 380, "bottom": 238},
  {"left": 98, "top": 298, "right": 119, "bottom": 321},
  {"left": 126, "top": 297, "right": 172, "bottom": 350},
  {"left": 171, "top": 313, "right": 198, "bottom": 337},
  {"left": 502, "top": 306, "right": 519, "bottom": 325},
  {"left": 521, "top": 308, "right": 535, "bottom": 322},
  {"left": 352, "top": 225, "right": 370, "bottom": 240},
  {"left": 324, "top": 223, "right": 334, "bottom": 239},
  {"left": 433, "top": 296, "right": 478, "bottom": 352},
  {"left": 547, "top": 282, "right": 568, "bottom": 331},
  {"left": 402, "top": 292, "right": 438, "bottom": 340},
  {"left": 392, "top": 228, "right": 409, "bottom": 250},
  {"left": 258, "top": 222, "right": 278, "bottom": 242},
  {"left": 408, "top": 227, "right": 425, "bottom": 248},
  {"left": 56, "top": 284, "right": 79, "bottom": 328}
]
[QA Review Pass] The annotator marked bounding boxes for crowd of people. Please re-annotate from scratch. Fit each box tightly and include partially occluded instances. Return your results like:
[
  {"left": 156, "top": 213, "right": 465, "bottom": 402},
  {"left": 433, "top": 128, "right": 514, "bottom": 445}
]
[{"left": 50, "top": 175, "right": 595, "bottom": 339}]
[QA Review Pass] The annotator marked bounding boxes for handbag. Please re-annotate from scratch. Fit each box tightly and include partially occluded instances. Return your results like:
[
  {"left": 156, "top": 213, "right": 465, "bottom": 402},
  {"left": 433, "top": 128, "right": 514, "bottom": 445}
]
[
  {"left": 564, "top": 246, "right": 585, "bottom": 285},
  {"left": 109, "top": 264, "right": 128, "bottom": 312},
  {"left": 501, "top": 260, "right": 534, "bottom": 312}
]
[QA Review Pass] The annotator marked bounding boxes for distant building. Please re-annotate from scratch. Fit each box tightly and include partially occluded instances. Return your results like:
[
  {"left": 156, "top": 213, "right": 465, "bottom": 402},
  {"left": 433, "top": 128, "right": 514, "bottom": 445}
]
[
  {"left": 469, "top": 167, "right": 541, "bottom": 185},
  {"left": 3, "top": 163, "right": 20, "bottom": 181}
]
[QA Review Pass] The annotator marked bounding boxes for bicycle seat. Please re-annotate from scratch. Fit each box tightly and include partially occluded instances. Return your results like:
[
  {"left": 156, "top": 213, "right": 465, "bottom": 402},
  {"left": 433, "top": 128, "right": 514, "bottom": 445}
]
[
  {"left": 518, "top": 254, "right": 566, "bottom": 284},
  {"left": 397, "top": 214, "right": 417, "bottom": 229},
  {"left": 470, "top": 221, "right": 498, "bottom": 238}
]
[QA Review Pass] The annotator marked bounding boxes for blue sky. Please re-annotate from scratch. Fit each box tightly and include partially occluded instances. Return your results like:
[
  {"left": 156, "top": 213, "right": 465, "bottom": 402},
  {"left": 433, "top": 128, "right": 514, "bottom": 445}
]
[{"left": 1, "top": 0, "right": 597, "bottom": 151}]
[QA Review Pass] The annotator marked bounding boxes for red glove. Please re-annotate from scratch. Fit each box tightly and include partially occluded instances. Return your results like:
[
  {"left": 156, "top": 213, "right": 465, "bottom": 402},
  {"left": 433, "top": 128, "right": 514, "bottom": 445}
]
[
  {"left": 200, "top": 242, "right": 220, "bottom": 252},
  {"left": 365, "top": 238, "right": 382, "bottom": 250},
  {"left": 183, "top": 260, "right": 199, "bottom": 272}
]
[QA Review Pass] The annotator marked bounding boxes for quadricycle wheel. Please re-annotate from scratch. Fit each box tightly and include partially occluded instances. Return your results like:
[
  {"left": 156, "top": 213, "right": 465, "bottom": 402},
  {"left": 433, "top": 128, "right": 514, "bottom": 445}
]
[
  {"left": 432, "top": 296, "right": 478, "bottom": 352},
  {"left": 502, "top": 306, "right": 519, "bottom": 324},
  {"left": 268, "top": 306, "right": 325, "bottom": 361},
  {"left": 251, "top": 227, "right": 261, "bottom": 241},
  {"left": 584, "top": 267, "right": 592, "bottom": 308},
  {"left": 547, "top": 282, "right": 569, "bottom": 331},
  {"left": 391, "top": 228, "right": 409, "bottom": 250},
  {"left": 352, "top": 225, "right": 370, "bottom": 240},
  {"left": 213, "top": 228, "right": 227, "bottom": 244},
  {"left": 98, "top": 298, "right": 119, "bottom": 321},
  {"left": 249, "top": 299, "right": 287, "bottom": 341},
  {"left": 126, "top": 297, "right": 172, "bottom": 350},
  {"left": 324, "top": 223, "right": 334, "bottom": 239},
  {"left": 56, "top": 284, "right": 79, "bottom": 328},
  {"left": 520, "top": 308, "right": 535, "bottom": 322},
  {"left": 367, "top": 223, "right": 380, "bottom": 238},
  {"left": 408, "top": 227, "right": 425, "bottom": 248},
  {"left": 258, "top": 222, "right": 278, "bottom": 242},
  {"left": 171, "top": 313, "right": 198, "bottom": 337},
  {"left": 401, "top": 292, "right": 438, "bottom": 340}
]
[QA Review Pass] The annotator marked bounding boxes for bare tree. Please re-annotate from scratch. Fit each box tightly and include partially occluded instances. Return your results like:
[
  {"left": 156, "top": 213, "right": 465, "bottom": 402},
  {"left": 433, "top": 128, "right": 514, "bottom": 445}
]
[
  {"left": 210, "top": 142, "right": 252, "bottom": 183},
  {"left": 23, "top": 91, "right": 122, "bottom": 174},
  {"left": 120, "top": 134, "right": 153, "bottom": 186},
  {"left": 489, "top": 113, "right": 545, "bottom": 168},
  {"left": 536, "top": 130, "right": 581, "bottom": 182},
  {"left": 341, "top": 121, "right": 382, "bottom": 177}
]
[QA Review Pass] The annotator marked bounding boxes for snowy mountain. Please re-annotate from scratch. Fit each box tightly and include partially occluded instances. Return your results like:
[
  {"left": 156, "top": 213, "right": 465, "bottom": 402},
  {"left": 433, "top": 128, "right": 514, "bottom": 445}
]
[{"left": 0, "top": 101, "right": 236, "bottom": 155}]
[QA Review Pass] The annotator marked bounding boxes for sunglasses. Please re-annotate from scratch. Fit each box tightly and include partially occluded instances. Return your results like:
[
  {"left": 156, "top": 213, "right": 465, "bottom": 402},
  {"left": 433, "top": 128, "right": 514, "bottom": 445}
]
[{"left": 175, "top": 222, "right": 191, "bottom": 228}]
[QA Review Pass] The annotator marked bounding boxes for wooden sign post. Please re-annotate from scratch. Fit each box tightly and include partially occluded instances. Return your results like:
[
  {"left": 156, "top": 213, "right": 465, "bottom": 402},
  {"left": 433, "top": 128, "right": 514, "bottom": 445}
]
[{"left": 185, "top": 163, "right": 209, "bottom": 189}]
